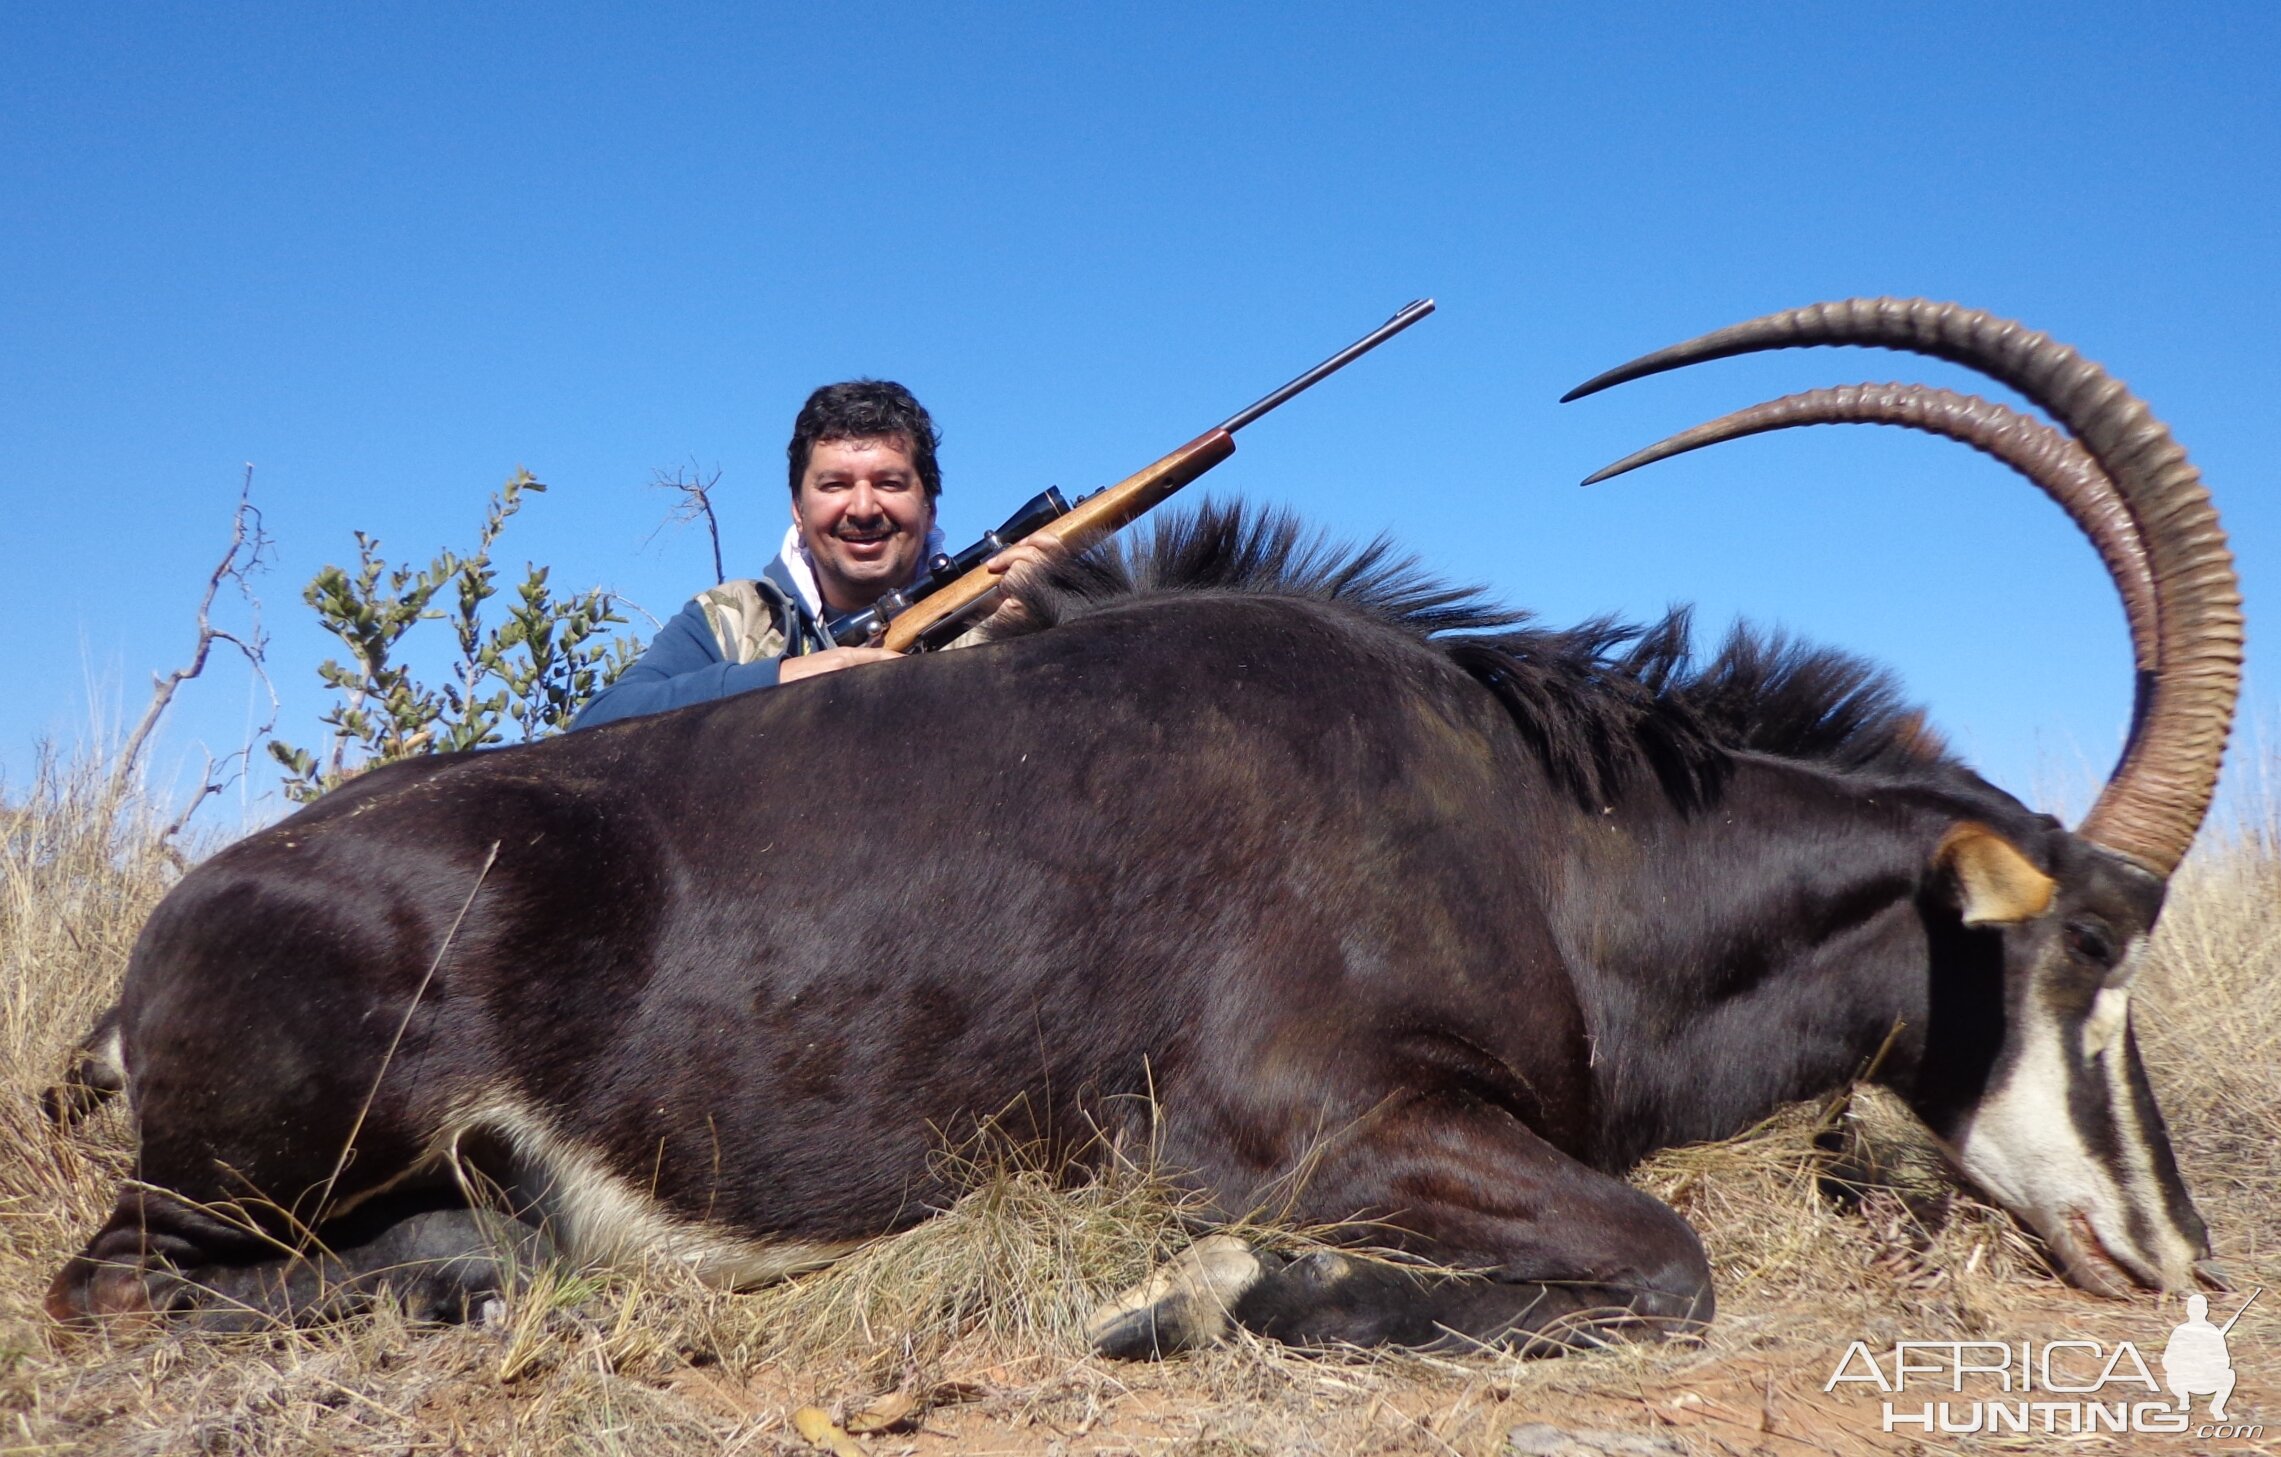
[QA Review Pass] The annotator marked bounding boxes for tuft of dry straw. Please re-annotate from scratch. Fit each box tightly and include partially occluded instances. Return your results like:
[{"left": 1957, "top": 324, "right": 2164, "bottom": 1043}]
[{"left": 1, "top": 746, "right": 172, "bottom": 1334}]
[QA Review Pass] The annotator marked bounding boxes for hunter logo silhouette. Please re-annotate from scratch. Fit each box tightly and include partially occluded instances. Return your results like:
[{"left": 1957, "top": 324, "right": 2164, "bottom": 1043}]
[{"left": 2162, "top": 1288, "right": 2259, "bottom": 1420}]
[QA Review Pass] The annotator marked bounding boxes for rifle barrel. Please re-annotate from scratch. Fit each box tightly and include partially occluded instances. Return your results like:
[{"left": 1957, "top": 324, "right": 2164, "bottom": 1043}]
[
  {"left": 1214, "top": 298, "right": 1435, "bottom": 435},
  {"left": 864, "top": 297, "right": 1435, "bottom": 652},
  {"left": 2218, "top": 1286, "right": 2262, "bottom": 1334}
]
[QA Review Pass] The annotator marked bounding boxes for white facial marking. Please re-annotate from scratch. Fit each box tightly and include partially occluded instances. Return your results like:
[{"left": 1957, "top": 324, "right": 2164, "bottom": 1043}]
[
  {"left": 2107, "top": 934, "right": 2151, "bottom": 990},
  {"left": 2082, "top": 986, "right": 2130, "bottom": 1060},
  {"left": 1955, "top": 989, "right": 2103, "bottom": 1220},
  {"left": 1952, "top": 934, "right": 2197, "bottom": 1290}
]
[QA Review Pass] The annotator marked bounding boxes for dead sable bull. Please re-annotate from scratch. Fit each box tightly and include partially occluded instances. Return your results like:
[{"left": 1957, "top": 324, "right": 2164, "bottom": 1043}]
[{"left": 49, "top": 300, "right": 2241, "bottom": 1355}]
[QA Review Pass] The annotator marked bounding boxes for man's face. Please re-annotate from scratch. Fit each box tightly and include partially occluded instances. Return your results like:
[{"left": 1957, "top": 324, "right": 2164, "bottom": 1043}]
[{"left": 793, "top": 435, "right": 936, "bottom": 614}]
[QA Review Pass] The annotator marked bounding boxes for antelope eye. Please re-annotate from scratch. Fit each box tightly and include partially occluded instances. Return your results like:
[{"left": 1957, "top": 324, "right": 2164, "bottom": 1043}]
[{"left": 2063, "top": 920, "right": 2116, "bottom": 966}]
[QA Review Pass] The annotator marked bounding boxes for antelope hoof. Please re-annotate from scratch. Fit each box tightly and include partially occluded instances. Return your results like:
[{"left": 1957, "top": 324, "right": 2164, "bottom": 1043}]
[{"left": 1086, "top": 1234, "right": 1273, "bottom": 1359}]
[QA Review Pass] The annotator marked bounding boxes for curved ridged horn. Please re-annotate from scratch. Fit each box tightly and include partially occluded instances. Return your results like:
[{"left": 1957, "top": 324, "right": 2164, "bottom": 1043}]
[
  {"left": 1566, "top": 299, "right": 2242, "bottom": 876},
  {"left": 1580, "top": 383, "right": 2158, "bottom": 676}
]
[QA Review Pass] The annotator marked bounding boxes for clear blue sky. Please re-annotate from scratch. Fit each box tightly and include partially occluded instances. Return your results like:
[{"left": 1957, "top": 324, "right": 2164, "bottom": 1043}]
[{"left": 5, "top": 4, "right": 2276, "bottom": 825}]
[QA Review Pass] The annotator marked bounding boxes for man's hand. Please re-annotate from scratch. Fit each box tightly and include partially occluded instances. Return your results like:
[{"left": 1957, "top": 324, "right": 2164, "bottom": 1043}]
[
  {"left": 779, "top": 645, "right": 903, "bottom": 683},
  {"left": 981, "top": 536, "right": 1070, "bottom": 633}
]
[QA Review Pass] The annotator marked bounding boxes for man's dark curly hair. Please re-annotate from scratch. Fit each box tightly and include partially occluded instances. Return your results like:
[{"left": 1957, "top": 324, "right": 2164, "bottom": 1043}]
[{"left": 786, "top": 379, "right": 943, "bottom": 503}]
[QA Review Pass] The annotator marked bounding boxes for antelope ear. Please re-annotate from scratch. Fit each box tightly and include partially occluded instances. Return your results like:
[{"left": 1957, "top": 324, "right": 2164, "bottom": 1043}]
[{"left": 1936, "top": 823, "right": 2056, "bottom": 925}]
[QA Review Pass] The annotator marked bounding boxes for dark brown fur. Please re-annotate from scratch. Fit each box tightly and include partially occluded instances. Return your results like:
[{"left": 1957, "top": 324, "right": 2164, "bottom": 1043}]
[{"left": 49, "top": 505, "right": 2176, "bottom": 1349}]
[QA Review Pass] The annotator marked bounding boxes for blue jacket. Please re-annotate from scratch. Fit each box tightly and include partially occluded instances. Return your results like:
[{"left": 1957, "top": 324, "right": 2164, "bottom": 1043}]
[{"left": 571, "top": 555, "right": 826, "bottom": 730}]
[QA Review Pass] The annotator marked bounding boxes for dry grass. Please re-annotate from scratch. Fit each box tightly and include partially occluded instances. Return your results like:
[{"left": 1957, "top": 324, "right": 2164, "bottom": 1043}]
[
  {"left": 4, "top": 745, "right": 2278, "bottom": 1456},
  {"left": 2, "top": 751, "right": 165, "bottom": 1394}
]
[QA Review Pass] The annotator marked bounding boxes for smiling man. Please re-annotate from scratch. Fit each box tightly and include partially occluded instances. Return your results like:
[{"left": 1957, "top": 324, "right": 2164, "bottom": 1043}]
[{"left": 573, "top": 380, "right": 1048, "bottom": 729}]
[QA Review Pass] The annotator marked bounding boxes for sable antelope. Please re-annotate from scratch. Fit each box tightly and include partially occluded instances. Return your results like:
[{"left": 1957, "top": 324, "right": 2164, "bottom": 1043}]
[{"left": 49, "top": 300, "right": 2240, "bottom": 1356}]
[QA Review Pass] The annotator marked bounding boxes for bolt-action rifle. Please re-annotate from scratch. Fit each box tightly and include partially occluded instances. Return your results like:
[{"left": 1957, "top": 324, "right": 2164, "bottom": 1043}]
[{"left": 826, "top": 299, "right": 1437, "bottom": 653}]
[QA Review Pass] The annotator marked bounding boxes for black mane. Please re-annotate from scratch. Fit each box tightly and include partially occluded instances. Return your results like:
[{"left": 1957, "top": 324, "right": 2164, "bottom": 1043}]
[{"left": 1003, "top": 501, "right": 1956, "bottom": 808}]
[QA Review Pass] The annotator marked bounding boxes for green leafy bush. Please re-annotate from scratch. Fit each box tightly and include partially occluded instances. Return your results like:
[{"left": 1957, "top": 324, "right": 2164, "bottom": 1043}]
[{"left": 267, "top": 470, "right": 640, "bottom": 800}]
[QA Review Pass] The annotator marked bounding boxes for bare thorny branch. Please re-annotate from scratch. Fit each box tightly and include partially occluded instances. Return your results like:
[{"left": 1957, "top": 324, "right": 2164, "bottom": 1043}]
[
  {"left": 648, "top": 460, "right": 727, "bottom": 585},
  {"left": 110, "top": 464, "right": 281, "bottom": 848}
]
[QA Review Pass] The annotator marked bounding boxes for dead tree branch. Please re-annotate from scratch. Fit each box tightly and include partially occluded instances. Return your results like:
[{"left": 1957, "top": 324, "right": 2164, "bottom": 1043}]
[
  {"left": 648, "top": 460, "right": 727, "bottom": 585},
  {"left": 111, "top": 465, "right": 279, "bottom": 837}
]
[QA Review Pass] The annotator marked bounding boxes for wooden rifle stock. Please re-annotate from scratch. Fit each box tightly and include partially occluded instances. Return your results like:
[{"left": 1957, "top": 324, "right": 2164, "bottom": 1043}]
[
  {"left": 879, "top": 427, "right": 1236, "bottom": 652},
  {"left": 875, "top": 298, "right": 1433, "bottom": 653}
]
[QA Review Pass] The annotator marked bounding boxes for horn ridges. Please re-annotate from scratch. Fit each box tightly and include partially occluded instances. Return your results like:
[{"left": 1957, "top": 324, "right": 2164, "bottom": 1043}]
[
  {"left": 1567, "top": 299, "right": 2242, "bottom": 874},
  {"left": 1580, "top": 383, "right": 2158, "bottom": 676}
]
